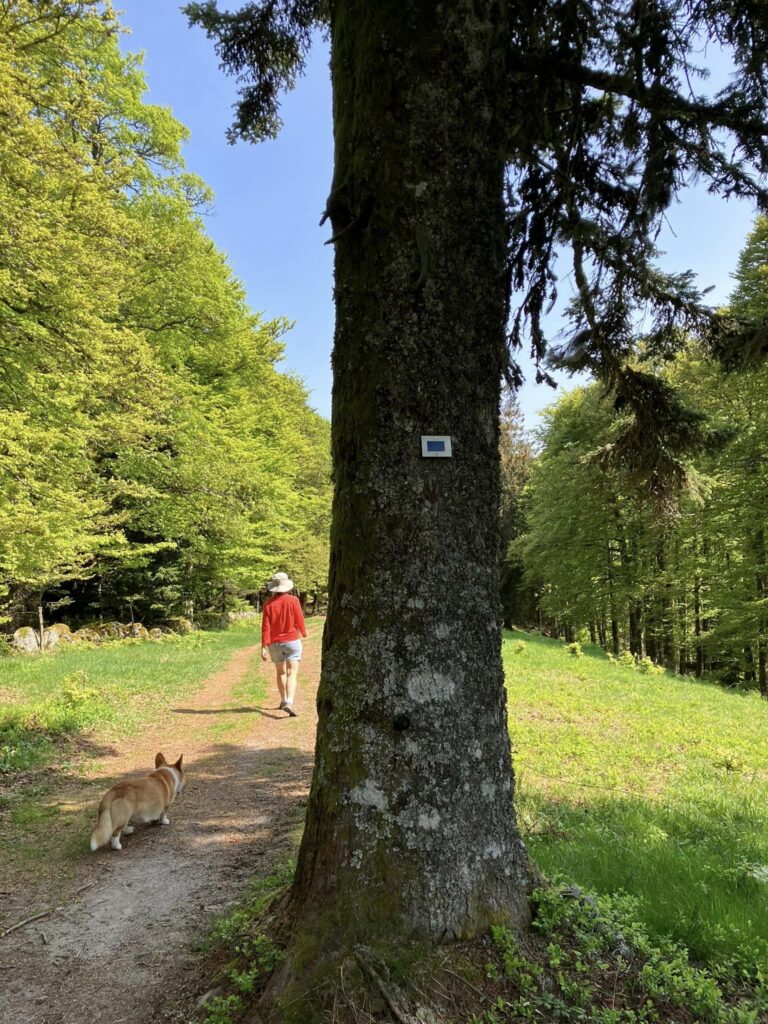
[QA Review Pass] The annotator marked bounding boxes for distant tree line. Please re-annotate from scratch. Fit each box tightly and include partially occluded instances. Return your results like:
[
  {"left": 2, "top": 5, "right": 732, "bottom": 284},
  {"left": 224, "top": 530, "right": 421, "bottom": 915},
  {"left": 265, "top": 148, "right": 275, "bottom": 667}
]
[
  {"left": 0, "top": 2, "right": 331, "bottom": 632},
  {"left": 504, "top": 218, "right": 768, "bottom": 694}
]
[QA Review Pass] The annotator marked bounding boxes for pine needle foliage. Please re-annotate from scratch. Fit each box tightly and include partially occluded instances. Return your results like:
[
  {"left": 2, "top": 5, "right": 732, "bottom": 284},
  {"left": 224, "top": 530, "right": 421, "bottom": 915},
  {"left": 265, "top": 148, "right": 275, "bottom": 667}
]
[{"left": 187, "top": 0, "right": 768, "bottom": 491}]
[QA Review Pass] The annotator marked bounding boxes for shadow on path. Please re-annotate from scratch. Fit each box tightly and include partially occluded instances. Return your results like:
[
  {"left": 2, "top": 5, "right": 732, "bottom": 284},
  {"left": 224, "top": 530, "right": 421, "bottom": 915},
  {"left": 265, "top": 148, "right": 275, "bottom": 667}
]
[{"left": 1, "top": 738, "right": 314, "bottom": 1024}]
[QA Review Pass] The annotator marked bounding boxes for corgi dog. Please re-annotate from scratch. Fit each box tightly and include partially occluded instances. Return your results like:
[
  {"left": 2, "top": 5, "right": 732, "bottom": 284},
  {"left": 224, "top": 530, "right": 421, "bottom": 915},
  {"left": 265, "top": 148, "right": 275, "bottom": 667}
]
[{"left": 90, "top": 752, "right": 185, "bottom": 851}]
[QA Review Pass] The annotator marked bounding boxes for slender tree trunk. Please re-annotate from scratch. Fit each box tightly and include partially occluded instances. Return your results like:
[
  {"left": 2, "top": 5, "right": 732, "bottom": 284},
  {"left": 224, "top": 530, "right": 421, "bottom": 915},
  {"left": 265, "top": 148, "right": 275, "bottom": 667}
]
[
  {"left": 694, "top": 576, "right": 704, "bottom": 678},
  {"left": 268, "top": 1, "right": 533, "bottom": 1004},
  {"left": 628, "top": 604, "right": 642, "bottom": 658},
  {"left": 37, "top": 603, "right": 45, "bottom": 651},
  {"left": 744, "top": 645, "right": 756, "bottom": 684},
  {"left": 656, "top": 539, "right": 675, "bottom": 670},
  {"left": 676, "top": 597, "right": 686, "bottom": 675},
  {"left": 605, "top": 544, "right": 620, "bottom": 656},
  {"left": 616, "top": 524, "right": 642, "bottom": 656}
]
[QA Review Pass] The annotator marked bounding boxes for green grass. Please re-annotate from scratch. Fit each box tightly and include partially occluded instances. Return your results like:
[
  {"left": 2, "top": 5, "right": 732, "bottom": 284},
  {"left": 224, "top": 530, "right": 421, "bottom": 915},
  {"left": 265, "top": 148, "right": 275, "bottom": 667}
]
[
  {"left": 504, "top": 629, "right": 768, "bottom": 972},
  {"left": 0, "top": 626, "right": 260, "bottom": 774}
]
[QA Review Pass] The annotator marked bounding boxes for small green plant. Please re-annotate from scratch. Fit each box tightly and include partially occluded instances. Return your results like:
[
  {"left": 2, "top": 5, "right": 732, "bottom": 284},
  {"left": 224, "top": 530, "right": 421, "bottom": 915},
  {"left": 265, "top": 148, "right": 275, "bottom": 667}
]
[
  {"left": 566, "top": 642, "right": 582, "bottom": 658},
  {"left": 618, "top": 650, "right": 636, "bottom": 669},
  {"left": 0, "top": 721, "right": 53, "bottom": 773},
  {"left": 203, "top": 993, "right": 243, "bottom": 1024},
  {"left": 492, "top": 926, "right": 542, "bottom": 994},
  {"left": 636, "top": 656, "right": 664, "bottom": 675},
  {"left": 200, "top": 864, "right": 292, "bottom": 1022},
  {"left": 514, "top": 640, "right": 528, "bottom": 654}
]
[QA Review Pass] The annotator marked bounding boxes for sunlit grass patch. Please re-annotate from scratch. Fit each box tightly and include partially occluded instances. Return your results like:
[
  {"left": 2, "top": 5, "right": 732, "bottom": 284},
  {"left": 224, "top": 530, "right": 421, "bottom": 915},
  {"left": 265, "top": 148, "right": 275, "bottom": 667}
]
[
  {"left": 0, "top": 626, "right": 260, "bottom": 773},
  {"left": 504, "top": 628, "right": 768, "bottom": 970}
]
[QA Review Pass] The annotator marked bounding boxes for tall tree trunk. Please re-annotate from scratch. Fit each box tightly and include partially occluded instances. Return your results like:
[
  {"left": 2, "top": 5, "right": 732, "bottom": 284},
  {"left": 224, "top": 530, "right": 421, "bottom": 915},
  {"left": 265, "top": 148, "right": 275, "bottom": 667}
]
[{"left": 270, "top": 0, "right": 533, "bottom": 1002}]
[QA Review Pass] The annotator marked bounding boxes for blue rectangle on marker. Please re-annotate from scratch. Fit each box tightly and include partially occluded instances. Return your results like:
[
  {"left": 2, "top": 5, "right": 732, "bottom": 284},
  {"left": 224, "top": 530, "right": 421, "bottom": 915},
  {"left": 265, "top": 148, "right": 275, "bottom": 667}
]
[{"left": 426, "top": 440, "right": 446, "bottom": 452}]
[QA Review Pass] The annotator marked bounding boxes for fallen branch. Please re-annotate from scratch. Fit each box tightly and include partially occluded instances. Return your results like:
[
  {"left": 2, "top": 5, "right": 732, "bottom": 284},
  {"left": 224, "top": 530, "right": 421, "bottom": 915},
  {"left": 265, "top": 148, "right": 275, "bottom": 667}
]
[
  {"left": 354, "top": 949, "right": 416, "bottom": 1024},
  {"left": 1, "top": 880, "right": 96, "bottom": 938},
  {"left": 1, "top": 908, "right": 55, "bottom": 938}
]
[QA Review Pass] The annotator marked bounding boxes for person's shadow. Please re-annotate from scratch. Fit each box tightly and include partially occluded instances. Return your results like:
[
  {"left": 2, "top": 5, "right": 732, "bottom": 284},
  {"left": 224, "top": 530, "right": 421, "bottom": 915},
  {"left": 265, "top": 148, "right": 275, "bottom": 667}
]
[{"left": 171, "top": 705, "right": 285, "bottom": 720}]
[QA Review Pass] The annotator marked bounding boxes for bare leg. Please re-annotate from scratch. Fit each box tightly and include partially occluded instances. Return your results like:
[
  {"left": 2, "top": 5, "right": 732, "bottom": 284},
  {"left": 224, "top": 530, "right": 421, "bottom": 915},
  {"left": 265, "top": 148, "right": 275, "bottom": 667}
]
[
  {"left": 275, "top": 662, "right": 287, "bottom": 703},
  {"left": 285, "top": 660, "right": 299, "bottom": 704}
]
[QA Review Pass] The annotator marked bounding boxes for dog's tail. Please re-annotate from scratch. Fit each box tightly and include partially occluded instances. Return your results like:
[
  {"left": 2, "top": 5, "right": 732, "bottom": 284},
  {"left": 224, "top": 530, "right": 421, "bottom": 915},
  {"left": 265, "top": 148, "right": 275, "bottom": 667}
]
[{"left": 90, "top": 804, "right": 113, "bottom": 852}]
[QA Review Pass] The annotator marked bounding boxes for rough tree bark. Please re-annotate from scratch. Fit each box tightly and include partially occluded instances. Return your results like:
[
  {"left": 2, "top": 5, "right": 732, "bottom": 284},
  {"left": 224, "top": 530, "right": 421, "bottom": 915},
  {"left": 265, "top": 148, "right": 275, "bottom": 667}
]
[{"left": 266, "top": 0, "right": 534, "bottom": 1009}]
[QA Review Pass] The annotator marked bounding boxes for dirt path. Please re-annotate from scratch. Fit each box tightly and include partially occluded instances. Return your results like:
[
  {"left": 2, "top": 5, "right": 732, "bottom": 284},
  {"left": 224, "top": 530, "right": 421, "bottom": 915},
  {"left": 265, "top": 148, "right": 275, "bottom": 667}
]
[{"left": 0, "top": 633, "right": 320, "bottom": 1024}]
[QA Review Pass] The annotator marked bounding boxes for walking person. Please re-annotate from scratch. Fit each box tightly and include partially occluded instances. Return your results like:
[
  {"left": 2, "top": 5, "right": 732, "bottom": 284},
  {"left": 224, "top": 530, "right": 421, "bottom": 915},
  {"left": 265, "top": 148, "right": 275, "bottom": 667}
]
[{"left": 261, "top": 572, "right": 307, "bottom": 717}]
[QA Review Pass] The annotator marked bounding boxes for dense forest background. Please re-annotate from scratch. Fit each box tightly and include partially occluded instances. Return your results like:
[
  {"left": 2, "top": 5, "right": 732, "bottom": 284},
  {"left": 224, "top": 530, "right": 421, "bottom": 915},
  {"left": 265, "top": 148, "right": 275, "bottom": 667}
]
[
  {"left": 502, "top": 216, "right": 768, "bottom": 694},
  {"left": 0, "top": 2, "right": 331, "bottom": 633}
]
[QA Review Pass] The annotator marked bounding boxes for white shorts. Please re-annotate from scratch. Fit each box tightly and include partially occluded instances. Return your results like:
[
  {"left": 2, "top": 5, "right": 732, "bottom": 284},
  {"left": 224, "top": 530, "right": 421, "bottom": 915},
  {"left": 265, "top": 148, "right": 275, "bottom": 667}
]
[{"left": 269, "top": 640, "right": 302, "bottom": 663}]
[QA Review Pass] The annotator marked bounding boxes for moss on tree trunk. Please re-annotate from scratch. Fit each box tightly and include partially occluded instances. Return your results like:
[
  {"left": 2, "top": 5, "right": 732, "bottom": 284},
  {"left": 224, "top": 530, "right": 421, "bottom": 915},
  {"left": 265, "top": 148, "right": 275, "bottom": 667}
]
[{"left": 261, "top": 0, "right": 534, "bottom": 1014}]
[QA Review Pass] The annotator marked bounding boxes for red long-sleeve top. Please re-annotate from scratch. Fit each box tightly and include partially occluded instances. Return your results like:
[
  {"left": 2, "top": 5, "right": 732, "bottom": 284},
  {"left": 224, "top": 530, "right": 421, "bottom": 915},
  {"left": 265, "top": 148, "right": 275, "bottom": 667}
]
[{"left": 261, "top": 593, "right": 307, "bottom": 646}]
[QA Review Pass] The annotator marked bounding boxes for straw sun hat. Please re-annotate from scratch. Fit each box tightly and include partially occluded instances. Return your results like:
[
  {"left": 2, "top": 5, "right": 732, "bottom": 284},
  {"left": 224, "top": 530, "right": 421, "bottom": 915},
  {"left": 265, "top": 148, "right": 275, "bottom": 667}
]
[{"left": 266, "top": 571, "right": 294, "bottom": 593}]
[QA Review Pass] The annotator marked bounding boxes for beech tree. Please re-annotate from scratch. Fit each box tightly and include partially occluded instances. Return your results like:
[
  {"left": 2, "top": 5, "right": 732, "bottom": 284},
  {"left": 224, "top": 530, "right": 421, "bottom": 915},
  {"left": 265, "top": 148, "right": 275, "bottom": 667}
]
[
  {"left": 187, "top": 0, "right": 768, "bottom": 1012},
  {"left": 0, "top": 2, "right": 331, "bottom": 627}
]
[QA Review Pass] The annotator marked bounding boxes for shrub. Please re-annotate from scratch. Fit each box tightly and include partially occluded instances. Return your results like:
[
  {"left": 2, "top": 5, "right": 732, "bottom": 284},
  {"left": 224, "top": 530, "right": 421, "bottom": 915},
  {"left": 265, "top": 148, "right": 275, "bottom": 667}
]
[
  {"left": 637, "top": 656, "right": 664, "bottom": 675},
  {"left": 566, "top": 642, "right": 582, "bottom": 658}
]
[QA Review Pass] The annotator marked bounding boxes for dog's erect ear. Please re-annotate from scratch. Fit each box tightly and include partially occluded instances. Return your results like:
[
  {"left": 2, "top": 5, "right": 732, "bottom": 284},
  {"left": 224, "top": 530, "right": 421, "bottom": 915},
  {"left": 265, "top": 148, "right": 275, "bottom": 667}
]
[
  {"left": 174, "top": 754, "right": 184, "bottom": 771},
  {"left": 155, "top": 752, "right": 167, "bottom": 768}
]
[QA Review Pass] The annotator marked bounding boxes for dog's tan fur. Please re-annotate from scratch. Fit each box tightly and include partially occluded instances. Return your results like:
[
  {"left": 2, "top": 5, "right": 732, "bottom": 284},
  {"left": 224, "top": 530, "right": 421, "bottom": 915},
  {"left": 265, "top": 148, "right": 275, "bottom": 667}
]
[{"left": 90, "top": 752, "right": 185, "bottom": 851}]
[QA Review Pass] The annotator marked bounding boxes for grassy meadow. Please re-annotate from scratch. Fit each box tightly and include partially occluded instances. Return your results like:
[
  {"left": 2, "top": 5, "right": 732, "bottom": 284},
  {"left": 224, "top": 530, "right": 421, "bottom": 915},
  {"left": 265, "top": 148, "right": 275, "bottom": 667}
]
[
  {"left": 0, "top": 626, "right": 261, "bottom": 774},
  {"left": 504, "top": 629, "right": 768, "bottom": 972}
]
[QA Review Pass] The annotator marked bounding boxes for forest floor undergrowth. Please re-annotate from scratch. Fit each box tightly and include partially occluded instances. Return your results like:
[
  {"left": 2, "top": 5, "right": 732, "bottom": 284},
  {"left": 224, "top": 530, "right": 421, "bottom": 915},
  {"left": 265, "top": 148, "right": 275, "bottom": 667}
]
[{"left": 0, "top": 622, "right": 322, "bottom": 1024}]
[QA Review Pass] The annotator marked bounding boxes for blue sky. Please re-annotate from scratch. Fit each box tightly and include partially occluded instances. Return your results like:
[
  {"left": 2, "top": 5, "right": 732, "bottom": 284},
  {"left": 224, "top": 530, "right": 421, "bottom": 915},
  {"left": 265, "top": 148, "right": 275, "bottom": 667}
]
[{"left": 118, "top": 3, "right": 757, "bottom": 425}]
